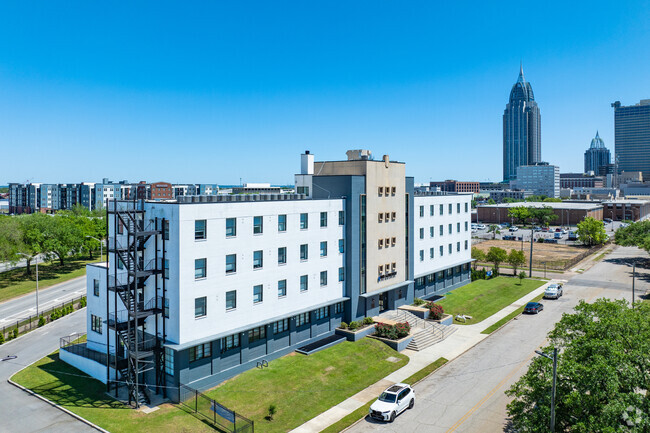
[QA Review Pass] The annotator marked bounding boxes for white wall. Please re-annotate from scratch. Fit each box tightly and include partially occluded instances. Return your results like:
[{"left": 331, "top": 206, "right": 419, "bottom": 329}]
[
  {"left": 413, "top": 194, "right": 472, "bottom": 277},
  {"left": 60, "top": 348, "right": 118, "bottom": 384}
]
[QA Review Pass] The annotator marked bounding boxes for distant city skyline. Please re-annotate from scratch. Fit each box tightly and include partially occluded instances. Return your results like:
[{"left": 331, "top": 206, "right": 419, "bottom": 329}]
[{"left": 1, "top": 1, "right": 649, "bottom": 184}]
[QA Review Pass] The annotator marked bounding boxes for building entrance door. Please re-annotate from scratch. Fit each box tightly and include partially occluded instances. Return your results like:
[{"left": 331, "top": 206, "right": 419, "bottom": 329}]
[{"left": 379, "top": 292, "right": 389, "bottom": 313}]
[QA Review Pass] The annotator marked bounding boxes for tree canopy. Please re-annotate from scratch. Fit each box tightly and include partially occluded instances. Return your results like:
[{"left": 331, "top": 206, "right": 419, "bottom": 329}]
[
  {"left": 576, "top": 217, "right": 608, "bottom": 247},
  {"left": 471, "top": 247, "right": 485, "bottom": 269},
  {"left": 615, "top": 220, "right": 650, "bottom": 252},
  {"left": 508, "top": 205, "right": 558, "bottom": 227},
  {"left": 507, "top": 299, "right": 650, "bottom": 432},
  {"left": 507, "top": 249, "right": 526, "bottom": 275},
  {"left": 485, "top": 246, "right": 507, "bottom": 273}
]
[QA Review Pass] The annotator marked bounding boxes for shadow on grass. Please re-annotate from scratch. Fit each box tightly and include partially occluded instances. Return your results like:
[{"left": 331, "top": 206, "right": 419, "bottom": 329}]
[
  {"left": 175, "top": 403, "right": 230, "bottom": 432},
  {"left": 0, "top": 258, "right": 92, "bottom": 290}
]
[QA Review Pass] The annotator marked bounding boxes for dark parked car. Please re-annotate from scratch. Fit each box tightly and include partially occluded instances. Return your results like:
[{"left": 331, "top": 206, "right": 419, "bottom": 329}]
[{"left": 524, "top": 302, "right": 544, "bottom": 314}]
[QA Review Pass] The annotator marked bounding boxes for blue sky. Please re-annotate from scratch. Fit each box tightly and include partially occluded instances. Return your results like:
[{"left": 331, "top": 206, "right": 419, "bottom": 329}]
[{"left": 1, "top": 1, "right": 649, "bottom": 185}]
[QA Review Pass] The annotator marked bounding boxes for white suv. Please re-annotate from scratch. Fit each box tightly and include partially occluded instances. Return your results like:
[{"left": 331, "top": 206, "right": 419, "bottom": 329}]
[
  {"left": 544, "top": 283, "right": 563, "bottom": 299},
  {"left": 369, "top": 383, "right": 415, "bottom": 422}
]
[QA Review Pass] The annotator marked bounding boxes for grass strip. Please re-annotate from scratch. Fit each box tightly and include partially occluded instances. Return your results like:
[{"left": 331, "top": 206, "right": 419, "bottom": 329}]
[
  {"left": 319, "top": 357, "right": 448, "bottom": 433},
  {"left": 0, "top": 258, "right": 100, "bottom": 303},
  {"left": 481, "top": 293, "right": 545, "bottom": 334}
]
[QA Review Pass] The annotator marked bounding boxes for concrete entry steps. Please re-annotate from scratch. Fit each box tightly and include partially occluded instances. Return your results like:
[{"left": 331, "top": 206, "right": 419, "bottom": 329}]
[{"left": 378, "top": 309, "right": 456, "bottom": 352}]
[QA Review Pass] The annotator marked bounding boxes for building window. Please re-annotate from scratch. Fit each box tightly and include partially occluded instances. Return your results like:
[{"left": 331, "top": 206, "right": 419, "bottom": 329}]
[
  {"left": 164, "top": 347, "right": 174, "bottom": 375},
  {"left": 278, "top": 214, "right": 287, "bottom": 232},
  {"left": 248, "top": 326, "right": 266, "bottom": 343},
  {"left": 338, "top": 267, "right": 345, "bottom": 281},
  {"left": 315, "top": 306, "right": 329, "bottom": 320},
  {"left": 419, "top": 206, "right": 424, "bottom": 217},
  {"left": 164, "top": 298, "right": 169, "bottom": 318},
  {"left": 465, "top": 221, "right": 468, "bottom": 231},
  {"left": 226, "top": 290, "right": 237, "bottom": 310},
  {"left": 278, "top": 279, "right": 287, "bottom": 297},
  {"left": 457, "top": 203, "right": 461, "bottom": 213},
  {"left": 226, "top": 218, "right": 236, "bottom": 237},
  {"left": 253, "top": 250, "right": 263, "bottom": 269},
  {"left": 456, "top": 242, "right": 461, "bottom": 252},
  {"left": 378, "top": 213, "right": 383, "bottom": 223},
  {"left": 416, "top": 277, "right": 425, "bottom": 287},
  {"left": 253, "top": 284, "right": 263, "bottom": 303},
  {"left": 117, "top": 258, "right": 124, "bottom": 270},
  {"left": 378, "top": 186, "right": 384, "bottom": 196},
  {"left": 339, "top": 210, "right": 345, "bottom": 225},
  {"left": 391, "top": 212, "right": 396, "bottom": 221},
  {"left": 300, "top": 275, "right": 308, "bottom": 292},
  {"left": 195, "top": 296, "right": 207, "bottom": 318},
  {"left": 320, "top": 271, "right": 328, "bottom": 286},
  {"left": 440, "top": 245, "right": 444, "bottom": 256},
  {"left": 429, "top": 226, "right": 434, "bottom": 238},
  {"left": 117, "top": 219, "right": 124, "bottom": 234},
  {"left": 300, "top": 213, "right": 308, "bottom": 229},
  {"left": 335, "top": 302, "right": 344, "bottom": 314},
  {"left": 430, "top": 205, "right": 434, "bottom": 216},
  {"left": 465, "top": 202, "right": 469, "bottom": 212},
  {"left": 439, "top": 225, "right": 443, "bottom": 236},
  {"left": 320, "top": 212, "right": 328, "bottom": 227},
  {"left": 295, "top": 312, "right": 310, "bottom": 326},
  {"left": 300, "top": 244, "right": 308, "bottom": 261},
  {"left": 91, "top": 314, "right": 102, "bottom": 334},
  {"left": 320, "top": 241, "right": 328, "bottom": 257},
  {"left": 338, "top": 239, "right": 344, "bottom": 253},
  {"left": 189, "top": 343, "right": 211, "bottom": 362},
  {"left": 448, "top": 204, "right": 452, "bottom": 214},
  {"left": 253, "top": 216, "right": 263, "bottom": 234},
  {"left": 449, "top": 243, "right": 452, "bottom": 254},
  {"left": 273, "top": 319, "right": 289, "bottom": 334},
  {"left": 93, "top": 279, "right": 99, "bottom": 296},
  {"left": 448, "top": 223, "right": 452, "bottom": 234},
  {"left": 391, "top": 186, "right": 396, "bottom": 195},
  {"left": 419, "top": 228, "right": 424, "bottom": 239},
  {"left": 378, "top": 238, "right": 384, "bottom": 249},
  {"left": 195, "top": 258, "right": 206, "bottom": 279},
  {"left": 419, "top": 250, "right": 424, "bottom": 261},
  {"left": 297, "top": 186, "right": 309, "bottom": 195},
  {"left": 195, "top": 219, "right": 206, "bottom": 240},
  {"left": 465, "top": 240, "right": 468, "bottom": 250},
  {"left": 430, "top": 247, "right": 434, "bottom": 259},
  {"left": 226, "top": 254, "right": 236, "bottom": 274},
  {"left": 457, "top": 222, "right": 461, "bottom": 233},
  {"left": 439, "top": 204, "right": 444, "bottom": 215},
  {"left": 278, "top": 247, "right": 287, "bottom": 265},
  {"left": 391, "top": 237, "right": 396, "bottom": 247},
  {"left": 221, "top": 334, "right": 240, "bottom": 352},
  {"left": 378, "top": 264, "right": 384, "bottom": 276},
  {"left": 163, "top": 220, "right": 169, "bottom": 240},
  {"left": 164, "top": 259, "right": 169, "bottom": 279}
]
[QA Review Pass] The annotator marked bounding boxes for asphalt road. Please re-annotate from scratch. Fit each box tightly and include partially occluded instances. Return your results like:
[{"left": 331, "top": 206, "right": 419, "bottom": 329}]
[
  {"left": 0, "top": 309, "right": 94, "bottom": 433},
  {"left": 348, "top": 246, "right": 647, "bottom": 433},
  {"left": 0, "top": 277, "right": 86, "bottom": 327}
]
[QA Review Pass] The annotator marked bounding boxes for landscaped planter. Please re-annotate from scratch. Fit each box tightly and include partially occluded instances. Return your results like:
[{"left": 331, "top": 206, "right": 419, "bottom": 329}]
[
  {"left": 368, "top": 334, "right": 414, "bottom": 352},
  {"left": 335, "top": 324, "right": 376, "bottom": 342},
  {"left": 399, "top": 304, "right": 429, "bottom": 320},
  {"left": 428, "top": 313, "right": 453, "bottom": 326}
]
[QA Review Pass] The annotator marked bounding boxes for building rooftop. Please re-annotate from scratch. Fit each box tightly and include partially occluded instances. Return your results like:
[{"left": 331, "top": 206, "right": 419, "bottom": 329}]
[{"left": 479, "top": 201, "right": 602, "bottom": 210}]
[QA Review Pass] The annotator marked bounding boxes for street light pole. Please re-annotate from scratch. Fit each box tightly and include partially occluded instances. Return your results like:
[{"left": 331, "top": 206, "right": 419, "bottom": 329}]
[
  {"left": 535, "top": 348, "right": 558, "bottom": 433},
  {"left": 18, "top": 253, "right": 38, "bottom": 317},
  {"left": 632, "top": 261, "right": 636, "bottom": 307}
]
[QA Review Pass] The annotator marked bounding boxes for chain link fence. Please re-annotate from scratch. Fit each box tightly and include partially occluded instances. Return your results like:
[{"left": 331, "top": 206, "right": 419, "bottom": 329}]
[{"left": 179, "top": 383, "right": 254, "bottom": 433}]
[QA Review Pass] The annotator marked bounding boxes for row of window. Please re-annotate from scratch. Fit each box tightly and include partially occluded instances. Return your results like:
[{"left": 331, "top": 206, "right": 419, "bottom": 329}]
[
  {"left": 378, "top": 262, "right": 397, "bottom": 276},
  {"left": 378, "top": 212, "right": 397, "bottom": 223},
  {"left": 194, "top": 270, "right": 345, "bottom": 316},
  {"left": 378, "top": 186, "right": 397, "bottom": 196},
  {"left": 419, "top": 202, "right": 469, "bottom": 217},
  {"left": 419, "top": 222, "right": 468, "bottom": 239},
  {"left": 194, "top": 211, "right": 346, "bottom": 240},
  {"left": 418, "top": 240, "right": 469, "bottom": 261},
  {"left": 415, "top": 263, "right": 470, "bottom": 287},
  {"left": 187, "top": 303, "right": 346, "bottom": 360},
  {"left": 378, "top": 237, "right": 397, "bottom": 249},
  {"left": 194, "top": 241, "right": 345, "bottom": 279}
]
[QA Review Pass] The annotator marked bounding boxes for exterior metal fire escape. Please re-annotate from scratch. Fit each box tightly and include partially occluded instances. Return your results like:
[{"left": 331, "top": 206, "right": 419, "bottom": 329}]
[{"left": 106, "top": 199, "right": 166, "bottom": 408}]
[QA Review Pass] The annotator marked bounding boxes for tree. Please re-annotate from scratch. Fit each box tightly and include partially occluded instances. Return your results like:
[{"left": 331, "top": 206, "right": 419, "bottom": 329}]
[
  {"left": 487, "top": 224, "right": 500, "bottom": 240},
  {"left": 529, "top": 206, "right": 558, "bottom": 228},
  {"left": 487, "top": 198, "right": 496, "bottom": 205},
  {"left": 485, "top": 247, "right": 507, "bottom": 274},
  {"left": 471, "top": 247, "right": 485, "bottom": 270},
  {"left": 518, "top": 271, "right": 526, "bottom": 284},
  {"left": 506, "top": 299, "right": 650, "bottom": 432},
  {"left": 615, "top": 220, "right": 650, "bottom": 252},
  {"left": 18, "top": 213, "right": 49, "bottom": 275},
  {"left": 576, "top": 217, "right": 607, "bottom": 247},
  {"left": 507, "top": 249, "right": 526, "bottom": 276},
  {"left": 0, "top": 216, "right": 24, "bottom": 263},
  {"left": 508, "top": 206, "right": 531, "bottom": 227}
]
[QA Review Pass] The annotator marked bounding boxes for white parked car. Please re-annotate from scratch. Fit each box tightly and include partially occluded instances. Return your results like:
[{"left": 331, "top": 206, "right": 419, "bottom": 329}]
[
  {"left": 477, "top": 224, "right": 486, "bottom": 230},
  {"left": 544, "top": 283, "right": 563, "bottom": 299},
  {"left": 369, "top": 383, "right": 415, "bottom": 422},
  {"left": 509, "top": 226, "right": 519, "bottom": 232}
]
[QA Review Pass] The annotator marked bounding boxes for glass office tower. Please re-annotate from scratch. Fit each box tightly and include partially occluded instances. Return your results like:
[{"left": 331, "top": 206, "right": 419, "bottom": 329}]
[
  {"left": 503, "top": 65, "right": 541, "bottom": 182},
  {"left": 612, "top": 100, "right": 650, "bottom": 179},
  {"left": 584, "top": 131, "right": 611, "bottom": 174}
]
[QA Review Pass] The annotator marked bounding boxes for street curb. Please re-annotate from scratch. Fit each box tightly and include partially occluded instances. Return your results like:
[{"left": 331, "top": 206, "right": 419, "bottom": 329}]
[
  {"left": 7, "top": 358, "right": 110, "bottom": 433},
  {"left": 0, "top": 308, "right": 86, "bottom": 347},
  {"left": 0, "top": 275, "right": 86, "bottom": 305}
]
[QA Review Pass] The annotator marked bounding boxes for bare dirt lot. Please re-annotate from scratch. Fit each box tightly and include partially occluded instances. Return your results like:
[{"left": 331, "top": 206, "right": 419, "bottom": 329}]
[{"left": 474, "top": 239, "right": 594, "bottom": 270}]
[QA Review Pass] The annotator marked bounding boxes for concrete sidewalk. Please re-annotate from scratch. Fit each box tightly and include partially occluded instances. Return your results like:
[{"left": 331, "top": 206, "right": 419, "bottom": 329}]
[{"left": 289, "top": 279, "right": 557, "bottom": 433}]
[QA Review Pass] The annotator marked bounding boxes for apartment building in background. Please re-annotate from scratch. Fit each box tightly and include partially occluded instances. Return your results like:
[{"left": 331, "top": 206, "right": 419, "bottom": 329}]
[
  {"left": 61, "top": 150, "right": 472, "bottom": 404},
  {"left": 511, "top": 163, "right": 560, "bottom": 198}
]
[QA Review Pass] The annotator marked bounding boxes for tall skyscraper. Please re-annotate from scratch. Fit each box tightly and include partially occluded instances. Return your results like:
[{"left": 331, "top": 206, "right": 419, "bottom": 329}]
[
  {"left": 612, "top": 99, "right": 650, "bottom": 179},
  {"left": 503, "top": 65, "right": 541, "bottom": 181},
  {"left": 584, "top": 131, "right": 611, "bottom": 174}
]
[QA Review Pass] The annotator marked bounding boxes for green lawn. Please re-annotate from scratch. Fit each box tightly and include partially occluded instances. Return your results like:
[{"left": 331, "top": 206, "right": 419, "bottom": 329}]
[
  {"left": 0, "top": 258, "right": 99, "bottom": 303},
  {"left": 205, "top": 338, "right": 409, "bottom": 433},
  {"left": 481, "top": 293, "right": 545, "bottom": 334},
  {"left": 11, "top": 352, "right": 214, "bottom": 433},
  {"left": 437, "top": 276, "right": 545, "bottom": 325}
]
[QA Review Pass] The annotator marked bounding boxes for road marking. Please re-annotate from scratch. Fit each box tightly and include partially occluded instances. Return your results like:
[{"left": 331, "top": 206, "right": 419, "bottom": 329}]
[{"left": 444, "top": 352, "right": 536, "bottom": 433}]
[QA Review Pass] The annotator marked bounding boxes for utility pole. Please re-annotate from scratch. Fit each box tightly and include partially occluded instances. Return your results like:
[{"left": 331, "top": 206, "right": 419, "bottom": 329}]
[
  {"left": 535, "top": 348, "right": 558, "bottom": 433},
  {"left": 529, "top": 227, "right": 534, "bottom": 277},
  {"left": 632, "top": 261, "right": 636, "bottom": 307}
]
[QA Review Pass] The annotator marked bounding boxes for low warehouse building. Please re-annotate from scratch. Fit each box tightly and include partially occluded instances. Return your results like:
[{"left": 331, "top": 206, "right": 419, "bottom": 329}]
[{"left": 476, "top": 202, "right": 603, "bottom": 225}]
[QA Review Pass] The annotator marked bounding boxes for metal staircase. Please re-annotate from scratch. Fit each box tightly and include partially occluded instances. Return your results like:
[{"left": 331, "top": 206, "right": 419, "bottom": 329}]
[
  {"left": 107, "top": 200, "right": 166, "bottom": 408},
  {"left": 380, "top": 309, "right": 456, "bottom": 351}
]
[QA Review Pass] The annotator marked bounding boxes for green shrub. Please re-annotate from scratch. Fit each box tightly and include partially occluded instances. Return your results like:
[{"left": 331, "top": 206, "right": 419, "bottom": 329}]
[
  {"left": 266, "top": 404, "right": 277, "bottom": 421},
  {"left": 339, "top": 322, "right": 348, "bottom": 329},
  {"left": 38, "top": 315, "right": 46, "bottom": 327},
  {"left": 363, "top": 317, "right": 374, "bottom": 325},
  {"left": 0, "top": 333, "right": 4, "bottom": 345},
  {"left": 375, "top": 322, "right": 411, "bottom": 340},
  {"left": 414, "top": 298, "right": 425, "bottom": 306},
  {"left": 348, "top": 321, "right": 359, "bottom": 331},
  {"left": 80, "top": 297, "right": 87, "bottom": 308},
  {"left": 12, "top": 328, "right": 18, "bottom": 339}
]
